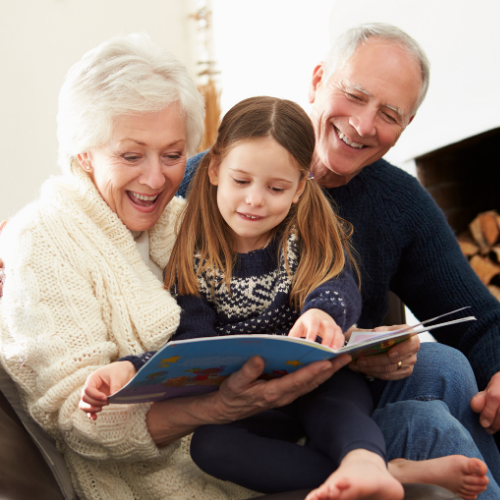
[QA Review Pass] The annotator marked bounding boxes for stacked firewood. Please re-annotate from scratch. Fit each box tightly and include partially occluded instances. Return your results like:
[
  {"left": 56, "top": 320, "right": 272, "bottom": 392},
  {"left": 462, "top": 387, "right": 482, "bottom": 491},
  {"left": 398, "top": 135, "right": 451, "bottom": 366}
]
[{"left": 458, "top": 211, "right": 500, "bottom": 302}]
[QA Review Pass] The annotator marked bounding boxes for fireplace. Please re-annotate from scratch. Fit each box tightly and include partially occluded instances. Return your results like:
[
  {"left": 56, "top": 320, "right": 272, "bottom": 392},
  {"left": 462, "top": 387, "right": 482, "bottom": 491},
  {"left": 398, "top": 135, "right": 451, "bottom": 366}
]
[
  {"left": 415, "top": 128, "right": 500, "bottom": 300},
  {"left": 415, "top": 127, "right": 500, "bottom": 234}
]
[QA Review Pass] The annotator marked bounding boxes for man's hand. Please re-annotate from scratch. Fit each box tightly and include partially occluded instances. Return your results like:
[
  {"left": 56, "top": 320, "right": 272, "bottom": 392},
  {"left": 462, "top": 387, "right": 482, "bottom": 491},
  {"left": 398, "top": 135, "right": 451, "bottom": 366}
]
[
  {"left": 210, "top": 354, "right": 352, "bottom": 424},
  {"left": 288, "top": 308, "right": 345, "bottom": 349},
  {"left": 348, "top": 325, "right": 420, "bottom": 380},
  {"left": 0, "top": 220, "right": 6, "bottom": 298},
  {"left": 471, "top": 371, "right": 500, "bottom": 434}
]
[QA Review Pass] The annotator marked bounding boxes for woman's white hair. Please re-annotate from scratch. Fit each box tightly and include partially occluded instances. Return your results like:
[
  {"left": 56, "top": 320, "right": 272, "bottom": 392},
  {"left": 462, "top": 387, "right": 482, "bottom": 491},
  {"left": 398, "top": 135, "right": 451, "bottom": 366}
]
[
  {"left": 324, "top": 23, "right": 430, "bottom": 113},
  {"left": 57, "top": 33, "right": 205, "bottom": 173}
]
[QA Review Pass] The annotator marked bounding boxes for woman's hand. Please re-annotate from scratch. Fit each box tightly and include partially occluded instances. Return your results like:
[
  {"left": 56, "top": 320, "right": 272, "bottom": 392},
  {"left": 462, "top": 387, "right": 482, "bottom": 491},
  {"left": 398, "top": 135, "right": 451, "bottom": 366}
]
[
  {"left": 146, "top": 353, "right": 352, "bottom": 447},
  {"left": 79, "top": 361, "right": 137, "bottom": 420},
  {"left": 348, "top": 325, "right": 420, "bottom": 380},
  {"left": 288, "top": 308, "right": 345, "bottom": 349}
]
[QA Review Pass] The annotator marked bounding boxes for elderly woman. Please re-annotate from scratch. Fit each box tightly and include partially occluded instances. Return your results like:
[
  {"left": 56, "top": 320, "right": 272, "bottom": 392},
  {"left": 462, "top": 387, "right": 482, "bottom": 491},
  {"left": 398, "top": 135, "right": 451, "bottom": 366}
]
[{"left": 0, "top": 34, "right": 349, "bottom": 500}]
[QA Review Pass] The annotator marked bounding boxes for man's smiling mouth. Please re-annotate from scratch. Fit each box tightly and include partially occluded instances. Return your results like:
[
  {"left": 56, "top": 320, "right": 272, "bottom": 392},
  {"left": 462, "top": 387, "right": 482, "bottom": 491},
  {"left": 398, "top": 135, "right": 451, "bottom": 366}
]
[{"left": 334, "top": 127, "right": 365, "bottom": 149}]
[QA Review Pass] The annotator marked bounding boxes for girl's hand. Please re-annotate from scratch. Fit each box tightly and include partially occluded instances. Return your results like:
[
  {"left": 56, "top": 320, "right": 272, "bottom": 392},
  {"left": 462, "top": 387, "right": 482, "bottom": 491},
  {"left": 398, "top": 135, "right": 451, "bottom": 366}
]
[
  {"left": 288, "top": 308, "right": 345, "bottom": 349},
  {"left": 79, "top": 361, "right": 137, "bottom": 420}
]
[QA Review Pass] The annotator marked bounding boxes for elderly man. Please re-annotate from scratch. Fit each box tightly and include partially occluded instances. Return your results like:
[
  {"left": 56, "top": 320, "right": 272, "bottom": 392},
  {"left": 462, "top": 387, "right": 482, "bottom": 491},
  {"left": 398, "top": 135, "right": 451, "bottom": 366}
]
[
  {"left": 180, "top": 23, "right": 500, "bottom": 494},
  {"left": 306, "top": 22, "right": 500, "bottom": 437}
]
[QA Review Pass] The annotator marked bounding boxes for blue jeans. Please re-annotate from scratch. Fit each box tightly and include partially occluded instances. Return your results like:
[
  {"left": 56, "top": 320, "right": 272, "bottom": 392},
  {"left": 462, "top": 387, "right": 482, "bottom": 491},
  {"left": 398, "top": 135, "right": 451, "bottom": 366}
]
[{"left": 373, "top": 342, "right": 500, "bottom": 498}]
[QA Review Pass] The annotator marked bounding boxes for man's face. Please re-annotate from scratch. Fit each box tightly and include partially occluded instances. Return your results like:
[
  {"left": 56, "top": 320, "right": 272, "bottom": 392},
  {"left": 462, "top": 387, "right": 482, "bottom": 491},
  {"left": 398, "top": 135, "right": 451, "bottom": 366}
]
[{"left": 308, "top": 38, "right": 423, "bottom": 186}]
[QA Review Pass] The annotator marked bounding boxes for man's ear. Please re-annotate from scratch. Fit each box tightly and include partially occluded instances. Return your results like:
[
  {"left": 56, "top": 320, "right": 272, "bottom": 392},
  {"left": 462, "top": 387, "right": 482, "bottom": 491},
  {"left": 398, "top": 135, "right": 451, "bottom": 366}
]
[
  {"left": 407, "top": 114, "right": 416, "bottom": 126},
  {"left": 207, "top": 161, "right": 219, "bottom": 186},
  {"left": 308, "top": 63, "right": 325, "bottom": 104}
]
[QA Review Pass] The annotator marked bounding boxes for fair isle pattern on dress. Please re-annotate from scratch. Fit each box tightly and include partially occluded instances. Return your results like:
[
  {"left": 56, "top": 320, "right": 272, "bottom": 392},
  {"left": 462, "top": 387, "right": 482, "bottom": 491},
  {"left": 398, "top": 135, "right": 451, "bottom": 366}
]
[{"left": 194, "top": 234, "right": 300, "bottom": 336}]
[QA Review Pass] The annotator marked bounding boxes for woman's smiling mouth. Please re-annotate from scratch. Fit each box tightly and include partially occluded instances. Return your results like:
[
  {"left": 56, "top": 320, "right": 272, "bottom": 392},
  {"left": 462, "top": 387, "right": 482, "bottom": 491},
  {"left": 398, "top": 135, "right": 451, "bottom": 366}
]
[{"left": 127, "top": 190, "right": 161, "bottom": 210}]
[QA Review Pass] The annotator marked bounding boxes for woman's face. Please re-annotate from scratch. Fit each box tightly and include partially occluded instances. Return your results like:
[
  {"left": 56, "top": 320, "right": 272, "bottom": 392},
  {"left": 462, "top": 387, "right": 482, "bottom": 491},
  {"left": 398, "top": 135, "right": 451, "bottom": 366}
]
[{"left": 80, "top": 106, "right": 187, "bottom": 232}]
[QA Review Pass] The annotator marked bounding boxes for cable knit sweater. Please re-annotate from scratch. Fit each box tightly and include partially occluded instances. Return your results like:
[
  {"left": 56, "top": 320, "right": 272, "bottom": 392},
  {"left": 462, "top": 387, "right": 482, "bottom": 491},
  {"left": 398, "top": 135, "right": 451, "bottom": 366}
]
[
  {"left": 181, "top": 154, "right": 500, "bottom": 391},
  {"left": 0, "top": 168, "right": 256, "bottom": 500}
]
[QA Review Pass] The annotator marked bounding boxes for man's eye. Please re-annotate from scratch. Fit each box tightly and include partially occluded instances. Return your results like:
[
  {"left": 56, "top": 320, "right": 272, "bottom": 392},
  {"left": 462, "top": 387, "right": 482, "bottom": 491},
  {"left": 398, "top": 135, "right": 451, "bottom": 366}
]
[
  {"left": 123, "top": 155, "right": 140, "bottom": 161},
  {"left": 347, "top": 93, "right": 362, "bottom": 101},
  {"left": 383, "top": 113, "right": 397, "bottom": 123}
]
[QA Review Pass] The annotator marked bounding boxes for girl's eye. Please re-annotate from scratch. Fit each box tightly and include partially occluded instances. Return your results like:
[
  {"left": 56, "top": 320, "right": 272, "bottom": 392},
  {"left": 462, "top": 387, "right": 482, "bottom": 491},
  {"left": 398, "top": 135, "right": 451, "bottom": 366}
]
[
  {"left": 232, "top": 178, "right": 248, "bottom": 185},
  {"left": 270, "top": 186, "right": 285, "bottom": 193}
]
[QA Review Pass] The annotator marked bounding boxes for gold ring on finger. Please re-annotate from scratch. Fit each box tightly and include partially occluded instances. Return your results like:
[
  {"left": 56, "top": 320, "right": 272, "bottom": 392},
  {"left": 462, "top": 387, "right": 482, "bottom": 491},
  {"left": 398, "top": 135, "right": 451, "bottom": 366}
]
[{"left": 397, "top": 361, "right": 402, "bottom": 370}]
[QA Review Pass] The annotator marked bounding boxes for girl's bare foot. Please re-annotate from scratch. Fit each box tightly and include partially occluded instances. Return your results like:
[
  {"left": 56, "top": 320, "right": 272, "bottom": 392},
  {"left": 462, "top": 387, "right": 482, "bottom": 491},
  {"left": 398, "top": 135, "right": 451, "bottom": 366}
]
[
  {"left": 305, "top": 449, "right": 404, "bottom": 500},
  {"left": 388, "top": 456, "right": 488, "bottom": 500}
]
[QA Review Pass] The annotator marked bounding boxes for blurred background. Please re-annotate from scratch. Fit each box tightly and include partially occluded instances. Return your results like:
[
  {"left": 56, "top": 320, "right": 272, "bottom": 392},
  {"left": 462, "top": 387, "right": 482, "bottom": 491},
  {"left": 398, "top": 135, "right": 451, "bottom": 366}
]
[{"left": 2, "top": 0, "right": 499, "bottom": 326}]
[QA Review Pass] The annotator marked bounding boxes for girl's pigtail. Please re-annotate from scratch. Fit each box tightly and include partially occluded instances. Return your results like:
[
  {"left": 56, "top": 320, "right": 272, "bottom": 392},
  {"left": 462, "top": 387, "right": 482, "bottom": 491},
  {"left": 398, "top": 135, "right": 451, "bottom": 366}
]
[{"left": 288, "top": 179, "right": 359, "bottom": 310}]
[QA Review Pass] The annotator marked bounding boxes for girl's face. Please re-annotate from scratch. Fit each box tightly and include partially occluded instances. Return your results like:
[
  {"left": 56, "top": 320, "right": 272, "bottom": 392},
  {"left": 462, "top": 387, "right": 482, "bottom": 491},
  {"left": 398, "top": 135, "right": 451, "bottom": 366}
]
[{"left": 208, "top": 136, "right": 306, "bottom": 254}]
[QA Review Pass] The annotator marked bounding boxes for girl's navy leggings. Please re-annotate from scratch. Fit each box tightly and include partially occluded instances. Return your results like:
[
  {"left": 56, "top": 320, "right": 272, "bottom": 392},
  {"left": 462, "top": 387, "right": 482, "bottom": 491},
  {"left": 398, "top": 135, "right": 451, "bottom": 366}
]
[{"left": 190, "top": 368, "right": 386, "bottom": 493}]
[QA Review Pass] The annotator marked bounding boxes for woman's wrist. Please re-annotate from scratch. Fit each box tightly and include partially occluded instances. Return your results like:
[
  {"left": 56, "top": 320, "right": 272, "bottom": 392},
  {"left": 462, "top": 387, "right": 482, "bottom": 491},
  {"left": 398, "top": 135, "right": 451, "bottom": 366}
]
[{"left": 145, "top": 391, "right": 225, "bottom": 447}]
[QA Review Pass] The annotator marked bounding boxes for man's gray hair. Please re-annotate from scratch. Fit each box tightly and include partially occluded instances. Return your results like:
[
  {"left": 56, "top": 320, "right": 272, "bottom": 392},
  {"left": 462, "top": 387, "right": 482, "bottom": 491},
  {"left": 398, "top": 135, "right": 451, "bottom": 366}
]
[
  {"left": 324, "top": 23, "right": 430, "bottom": 113},
  {"left": 57, "top": 33, "right": 205, "bottom": 174}
]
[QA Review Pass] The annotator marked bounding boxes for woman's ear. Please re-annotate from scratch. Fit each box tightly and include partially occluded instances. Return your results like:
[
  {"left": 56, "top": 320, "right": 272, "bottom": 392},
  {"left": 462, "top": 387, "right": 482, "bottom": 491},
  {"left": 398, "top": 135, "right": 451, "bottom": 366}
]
[
  {"left": 207, "top": 161, "right": 220, "bottom": 186},
  {"left": 292, "top": 177, "right": 307, "bottom": 204},
  {"left": 77, "top": 152, "right": 93, "bottom": 172}
]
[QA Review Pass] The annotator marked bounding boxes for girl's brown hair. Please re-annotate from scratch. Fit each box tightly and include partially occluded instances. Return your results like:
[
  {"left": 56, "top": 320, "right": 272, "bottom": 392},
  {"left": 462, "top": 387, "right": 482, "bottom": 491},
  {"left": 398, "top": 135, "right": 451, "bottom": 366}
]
[{"left": 164, "top": 96, "right": 358, "bottom": 310}]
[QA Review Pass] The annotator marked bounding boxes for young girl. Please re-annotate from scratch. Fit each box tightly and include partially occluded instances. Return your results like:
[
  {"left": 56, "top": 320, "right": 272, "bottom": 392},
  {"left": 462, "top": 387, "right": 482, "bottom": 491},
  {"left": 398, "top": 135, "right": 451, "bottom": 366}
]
[{"left": 81, "top": 97, "right": 488, "bottom": 500}]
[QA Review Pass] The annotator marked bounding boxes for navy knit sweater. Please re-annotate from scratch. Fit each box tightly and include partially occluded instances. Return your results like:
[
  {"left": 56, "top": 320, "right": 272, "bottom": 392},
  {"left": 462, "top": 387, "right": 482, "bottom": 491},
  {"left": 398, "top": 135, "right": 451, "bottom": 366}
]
[
  {"left": 124, "top": 230, "right": 361, "bottom": 371},
  {"left": 178, "top": 154, "right": 500, "bottom": 391}
]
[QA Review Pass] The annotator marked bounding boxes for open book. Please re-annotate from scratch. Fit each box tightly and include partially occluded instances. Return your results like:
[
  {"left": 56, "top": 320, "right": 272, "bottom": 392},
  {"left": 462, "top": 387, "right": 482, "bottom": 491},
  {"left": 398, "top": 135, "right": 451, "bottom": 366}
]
[{"left": 108, "top": 307, "right": 475, "bottom": 404}]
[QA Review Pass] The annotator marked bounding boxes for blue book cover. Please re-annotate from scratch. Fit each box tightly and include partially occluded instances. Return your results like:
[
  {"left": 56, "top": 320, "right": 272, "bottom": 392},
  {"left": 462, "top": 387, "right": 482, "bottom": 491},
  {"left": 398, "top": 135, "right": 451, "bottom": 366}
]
[{"left": 108, "top": 308, "right": 475, "bottom": 404}]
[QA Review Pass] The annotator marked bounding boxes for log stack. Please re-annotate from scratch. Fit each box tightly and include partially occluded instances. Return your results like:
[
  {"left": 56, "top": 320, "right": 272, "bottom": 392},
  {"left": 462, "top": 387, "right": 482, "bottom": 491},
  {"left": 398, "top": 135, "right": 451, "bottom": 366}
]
[{"left": 457, "top": 210, "right": 500, "bottom": 302}]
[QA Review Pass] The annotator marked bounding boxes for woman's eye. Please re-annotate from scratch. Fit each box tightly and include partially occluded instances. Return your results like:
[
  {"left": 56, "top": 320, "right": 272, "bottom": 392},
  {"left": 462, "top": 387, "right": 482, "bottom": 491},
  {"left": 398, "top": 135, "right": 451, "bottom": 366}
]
[{"left": 123, "top": 155, "right": 140, "bottom": 162}]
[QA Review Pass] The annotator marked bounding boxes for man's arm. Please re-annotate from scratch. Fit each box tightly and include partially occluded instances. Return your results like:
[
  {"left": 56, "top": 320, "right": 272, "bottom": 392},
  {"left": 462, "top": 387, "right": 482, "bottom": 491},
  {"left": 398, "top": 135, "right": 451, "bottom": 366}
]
[{"left": 389, "top": 175, "right": 500, "bottom": 431}]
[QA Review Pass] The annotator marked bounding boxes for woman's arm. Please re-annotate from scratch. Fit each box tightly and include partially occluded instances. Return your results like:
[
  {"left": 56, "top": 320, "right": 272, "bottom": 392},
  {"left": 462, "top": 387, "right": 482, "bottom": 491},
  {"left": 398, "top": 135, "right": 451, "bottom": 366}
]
[{"left": 147, "top": 354, "right": 351, "bottom": 447}]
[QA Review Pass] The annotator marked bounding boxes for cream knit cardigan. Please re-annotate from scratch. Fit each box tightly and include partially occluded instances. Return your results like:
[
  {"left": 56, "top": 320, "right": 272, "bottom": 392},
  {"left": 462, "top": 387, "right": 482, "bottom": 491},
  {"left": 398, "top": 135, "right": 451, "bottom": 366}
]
[{"left": 0, "top": 169, "right": 256, "bottom": 500}]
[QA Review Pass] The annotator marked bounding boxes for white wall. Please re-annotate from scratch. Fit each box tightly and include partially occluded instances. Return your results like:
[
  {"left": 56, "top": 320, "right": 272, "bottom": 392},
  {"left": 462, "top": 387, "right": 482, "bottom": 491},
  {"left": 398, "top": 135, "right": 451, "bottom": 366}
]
[
  {"left": 0, "top": 0, "right": 197, "bottom": 221},
  {"left": 211, "top": 0, "right": 500, "bottom": 175},
  {"left": 212, "top": 0, "right": 335, "bottom": 114}
]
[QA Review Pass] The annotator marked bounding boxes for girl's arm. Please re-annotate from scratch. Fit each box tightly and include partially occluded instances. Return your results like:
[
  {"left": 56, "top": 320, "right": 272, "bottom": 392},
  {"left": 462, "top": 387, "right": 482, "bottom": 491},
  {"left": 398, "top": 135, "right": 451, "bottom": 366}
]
[
  {"left": 171, "top": 294, "right": 218, "bottom": 340},
  {"left": 289, "top": 262, "right": 362, "bottom": 348},
  {"left": 300, "top": 263, "right": 362, "bottom": 333}
]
